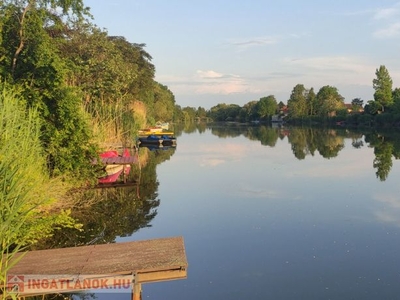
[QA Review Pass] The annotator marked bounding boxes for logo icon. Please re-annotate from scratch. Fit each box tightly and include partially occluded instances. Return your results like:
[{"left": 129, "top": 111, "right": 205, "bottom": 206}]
[{"left": 7, "top": 275, "right": 24, "bottom": 293}]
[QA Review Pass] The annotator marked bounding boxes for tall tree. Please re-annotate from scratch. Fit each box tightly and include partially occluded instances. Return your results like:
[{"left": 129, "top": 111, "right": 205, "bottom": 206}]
[
  {"left": 315, "top": 85, "right": 344, "bottom": 117},
  {"left": 392, "top": 88, "right": 400, "bottom": 113},
  {"left": 256, "top": 95, "right": 277, "bottom": 120},
  {"left": 287, "top": 84, "right": 308, "bottom": 118},
  {"left": 0, "top": 0, "right": 90, "bottom": 76},
  {"left": 373, "top": 65, "right": 393, "bottom": 111},
  {"left": 306, "top": 87, "right": 316, "bottom": 116},
  {"left": 0, "top": 0, "right": 96, "bottom": 177}
]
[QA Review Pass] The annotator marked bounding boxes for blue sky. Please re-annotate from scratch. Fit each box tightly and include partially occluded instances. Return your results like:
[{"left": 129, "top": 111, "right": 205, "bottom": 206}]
[{"left": 84, "top": 0, "right": 400, "bottom": 109}]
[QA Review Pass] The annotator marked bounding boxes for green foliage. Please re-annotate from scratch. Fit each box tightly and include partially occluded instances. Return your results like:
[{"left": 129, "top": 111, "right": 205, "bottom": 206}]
[
  {"left": 288, "top": 84, "right": 308, "bottom": 118},
  {"left": 256, "top": 95, "right": 277, "bottom": 120},
  {"left": 306, "top": 87, "right": 316, "bottom": 116},
  {"left": 0, "top": 86, "right": 77, "bottom": 298},
  {"left": 373, "top": 65, "right": 393, "bottom": 111},
  {"left": 391, "top": 88, "right": 400, "bottom": 113},
  {"left": 364, "top": 100, "right": 381, "bottom": 115},
  {"left": 315, "top": 85, "right": 344, "bottom": 117},
  {"left": 153, "top": 82, "right": 176, "bottom": 122},
  {"left": 208, "top": 103, "right": 241, "bottom": 121},
  {"left": 239, "top": 101, "right": 258, "bottom": 122},
  {"left": 46, "top": 87, "right": 98, "bottom": 178},
  {"left": 351, "top": 97, "right": 364, "bottom": 109}
]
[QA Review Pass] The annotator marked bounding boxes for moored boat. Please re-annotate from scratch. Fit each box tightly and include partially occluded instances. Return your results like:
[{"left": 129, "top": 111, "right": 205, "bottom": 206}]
[
  {"left": 138, "top": 134, "right": 176, "bottom": 146},
  {"left": 98, "top": 148, "right": 132, "bottom": 184},
  {"left": 138, "top": 128, "right": 175, "bottom": 137}
]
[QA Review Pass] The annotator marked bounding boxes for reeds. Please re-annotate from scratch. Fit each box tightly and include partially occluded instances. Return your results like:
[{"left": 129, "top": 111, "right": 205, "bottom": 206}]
[
  {"left": 85, "top": 98, "right": 147, "bottom": 148},
  {"left": 0, "top": 85, "right": 71, "bottom": 299}
]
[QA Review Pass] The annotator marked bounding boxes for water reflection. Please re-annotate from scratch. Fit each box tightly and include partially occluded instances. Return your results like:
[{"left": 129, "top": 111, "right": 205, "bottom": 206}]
[
  {"left": 205, "top": 124, "right": 400, "bottom": 181},
  {"left": 28, "top": 124, "right": 400, "bottom": 300},
  {"left": 35, "top": 146, "right": 176, "bottom": 249}
]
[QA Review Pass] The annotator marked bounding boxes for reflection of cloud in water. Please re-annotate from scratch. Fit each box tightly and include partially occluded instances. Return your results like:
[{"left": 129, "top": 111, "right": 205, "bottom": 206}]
[
  {"left": 287, "top": 155, "right": 371, "bottom": 179},
  {"left": 374, "top": 194, "right": 400, "bottom": 226},
  {"left": 197, "top": 142, "right": 248, "bottom": 167},
  {"left": 200, "top": 158, "right": 225, "bottom": 167},
  {"left": 236, "top": 183, "right": 281, "bottom": 199}
]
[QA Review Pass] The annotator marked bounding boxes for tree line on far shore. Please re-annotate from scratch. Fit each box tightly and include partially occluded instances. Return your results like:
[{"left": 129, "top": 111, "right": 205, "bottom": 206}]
[{"left": 184, "top": 65, "right": 399, "bottom": 127}]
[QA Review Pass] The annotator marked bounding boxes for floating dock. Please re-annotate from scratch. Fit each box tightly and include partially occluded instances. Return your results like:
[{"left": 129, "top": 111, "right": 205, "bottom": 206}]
[{"left": 5, "top": 236, "right": 187, "bottom": 299}]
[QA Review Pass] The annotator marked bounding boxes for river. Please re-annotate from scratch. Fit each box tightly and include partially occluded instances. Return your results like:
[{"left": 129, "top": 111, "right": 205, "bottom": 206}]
[{"left": 85, "top": 124, "right": 400, "bottom": 299}]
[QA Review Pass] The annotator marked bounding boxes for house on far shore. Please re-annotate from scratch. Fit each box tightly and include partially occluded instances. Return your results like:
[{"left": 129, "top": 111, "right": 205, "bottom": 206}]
[
  {"left": 272, "top": 115, "right": 284, "bottom": 123},
  {"left": 344, "top": 103, "right": 364, "bottom": 114},
  {"left": 272, "top": 105, "right": 288, "bottom": 123}
]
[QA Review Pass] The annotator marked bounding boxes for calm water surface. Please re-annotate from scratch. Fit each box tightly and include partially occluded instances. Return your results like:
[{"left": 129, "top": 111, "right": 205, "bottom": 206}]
[{"left": 100, "top": 125, "right": 400, "bottom": 300}]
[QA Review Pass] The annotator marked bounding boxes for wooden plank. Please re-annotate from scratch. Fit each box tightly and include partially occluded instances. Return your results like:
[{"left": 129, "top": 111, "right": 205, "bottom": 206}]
[
  {"left": 136, "top": 269, "right": 187, "bottom": 283},
  {"left": 9, "top": 237, "right": 187, "bottom": 275},
  {"left": 5, "top": 237, "right": 187, "bottom": 297},
  {"left": 101, "top": 156, "right": 138, "bottom": 165}
]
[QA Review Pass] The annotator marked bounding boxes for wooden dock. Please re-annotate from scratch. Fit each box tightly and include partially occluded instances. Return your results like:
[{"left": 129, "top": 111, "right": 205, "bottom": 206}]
[
  {"left": 100, "top": 155, "right": 138, "bottom": 165},
  {"left": 6, "top": 236, "right": 187, "bottom": 299}
]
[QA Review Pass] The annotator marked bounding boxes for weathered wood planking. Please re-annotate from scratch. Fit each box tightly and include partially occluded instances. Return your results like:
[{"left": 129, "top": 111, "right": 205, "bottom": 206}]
[
  {"left": 101, "top": 156, "right": 138, "bottom": 165},
  {"left": 6, "top": 237, "right": 187, "bottom": 298},
  {"left": 9, "top": 237, "right": 187, "bottom": 275}
]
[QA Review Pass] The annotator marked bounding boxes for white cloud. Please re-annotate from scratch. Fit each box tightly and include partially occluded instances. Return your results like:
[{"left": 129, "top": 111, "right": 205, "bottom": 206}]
[
  {"left": 230, "top": 36, "right": 278, "bottom": 47},
  {"left": 285, "top": 55, "right": 377, "bottom": 87},
  {"left": 373, "top": 22, "right": 400, "bottom": 38},
  {"left": 288, "top": 56, "right": 370, "bottom": 72},
  {"left": 194, "top": 70, "right": 248, "bottom": 94},
  {"left": 226, "top": 36, "right": 279, "bottom": 52},
  {"left": 371, "top": 2, "right": 400, "bottom": 39},
  {"left": 196, "top": 70, "right": 224, "bottom": 79},
  {"left": 373, "top": 7, "right": 400, "bottom": 20}
]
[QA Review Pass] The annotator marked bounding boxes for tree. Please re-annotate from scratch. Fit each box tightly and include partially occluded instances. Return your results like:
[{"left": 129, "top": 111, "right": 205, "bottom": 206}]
[
  {"left": 391, "top": 88, "right": 400, "bottom": 113},
  {"left": 287, "top": 84, "right": 308, "bottom": 118},
  {"left": 315, "top": 85, "right": 344, "bottom": 117},
  {"left": 373, "top": 65, "right": 393, "bottom": 111},
  {"left": 306, "top": 87, "right": 316, "bottom": 116},
  {"left": 364, "top": 100, "right": 380, "bottom": 115},
  {"left": 240, "top": 100, "right": 258, "bottom": 122},
  {"left": 351, "top": 98, "right": 364, "bottom": 109},
  {"left": 256, "top": 95, "right": 277, "bottom": 120},
  {"left": 0, "top": 1, "right": 98, "bottom": 178},
  {"left": 0, "top": 0, "right": 90, "bottom": 77}
]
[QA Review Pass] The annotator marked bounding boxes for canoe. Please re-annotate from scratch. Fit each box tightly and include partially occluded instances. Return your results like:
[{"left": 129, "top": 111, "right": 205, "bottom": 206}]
[{"left": 98, "top": 148, "right": 132, "bottom": 183}]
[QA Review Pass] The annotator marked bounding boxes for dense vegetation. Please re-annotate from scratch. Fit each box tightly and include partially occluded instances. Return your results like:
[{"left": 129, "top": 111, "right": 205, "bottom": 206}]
[
  {"left": 0, "top": 1, "right": 183, "bottom": 294},
  {"left": 199, "top": 65, "right": 400, "bottom": 127}
]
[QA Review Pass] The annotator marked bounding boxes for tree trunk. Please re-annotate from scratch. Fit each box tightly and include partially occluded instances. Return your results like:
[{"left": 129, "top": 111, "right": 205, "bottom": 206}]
[{"left": 11, "top": 2, "right": 33, "bottom": 76}]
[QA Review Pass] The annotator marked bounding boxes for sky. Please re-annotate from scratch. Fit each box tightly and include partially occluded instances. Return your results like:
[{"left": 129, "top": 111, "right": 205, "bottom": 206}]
[{"left": 84, "top": 0, "right": 400, "bottom": 109}]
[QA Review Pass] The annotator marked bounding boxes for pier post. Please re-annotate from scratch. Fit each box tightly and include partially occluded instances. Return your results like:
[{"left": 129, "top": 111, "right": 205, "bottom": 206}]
[{"left": 132, "top": 282, "right": 142, "bottom": 300}]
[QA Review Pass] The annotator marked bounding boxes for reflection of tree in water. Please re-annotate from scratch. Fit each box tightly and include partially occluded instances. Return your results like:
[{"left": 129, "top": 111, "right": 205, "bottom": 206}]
[
  {"left": 34, "top": 147, "right": 175, "bottom": 250},
  {"left": 314, "top": 129, "right": 345, "bottom": 159},
  {"left": 365, "top": 132, "right": 395, "bottom": 182},
  {"left": 210, "top": 124, "right": 243, "bottom": 138},
  {"left": 208, "top": 124, "right": 400, "bottom": 181},
  {"left": 287, "top": 128, "right": 344, "bottom": 160},
  {"left": 373, "top": 142, "right": 393, "bottom": 181},
  {"left": 210, "top": 124, "right": 281, "bottom": 146},
  {"left": 254, "top": 126, "right": 279, "bottom": 147},
  {"left": 287, "top": 128, "right": 317, "bottom": 160}
]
